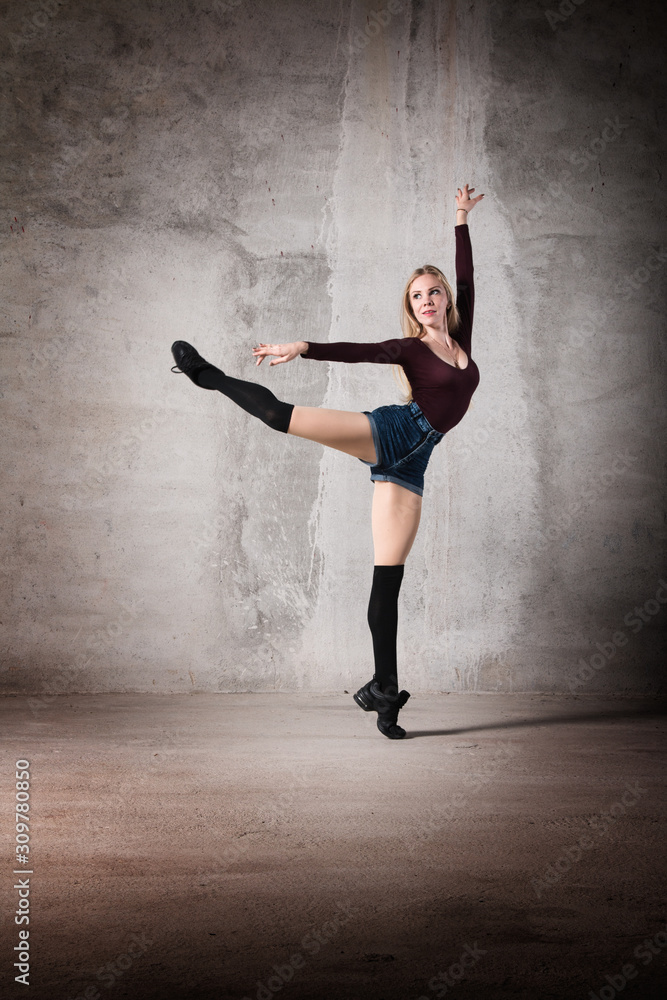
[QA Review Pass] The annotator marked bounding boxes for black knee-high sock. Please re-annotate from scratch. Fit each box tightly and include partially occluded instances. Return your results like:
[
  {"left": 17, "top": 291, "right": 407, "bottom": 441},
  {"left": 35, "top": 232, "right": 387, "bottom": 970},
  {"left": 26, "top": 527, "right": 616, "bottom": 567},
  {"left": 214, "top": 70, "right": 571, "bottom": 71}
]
[
  {"left": 197, "top": 365, "right": 295, "bottom": 433},
  {"left": 367, "top": 564, "right": 405, "bottom": 694}
]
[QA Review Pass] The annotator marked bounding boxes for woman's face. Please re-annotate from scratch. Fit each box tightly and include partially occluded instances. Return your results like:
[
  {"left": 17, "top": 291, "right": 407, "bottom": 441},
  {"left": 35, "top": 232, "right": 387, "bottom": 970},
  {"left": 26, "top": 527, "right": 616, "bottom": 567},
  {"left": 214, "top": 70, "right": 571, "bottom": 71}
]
[{"left": 408, "top": 274, "right": 450, "bottom": 329}]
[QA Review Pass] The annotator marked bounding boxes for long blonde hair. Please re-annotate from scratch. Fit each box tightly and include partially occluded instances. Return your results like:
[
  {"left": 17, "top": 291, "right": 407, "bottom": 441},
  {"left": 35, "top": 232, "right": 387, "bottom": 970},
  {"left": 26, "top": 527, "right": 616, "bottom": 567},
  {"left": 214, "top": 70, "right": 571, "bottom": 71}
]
[{"left": 392, "top": 264, "right": 460, "bottom": 402}]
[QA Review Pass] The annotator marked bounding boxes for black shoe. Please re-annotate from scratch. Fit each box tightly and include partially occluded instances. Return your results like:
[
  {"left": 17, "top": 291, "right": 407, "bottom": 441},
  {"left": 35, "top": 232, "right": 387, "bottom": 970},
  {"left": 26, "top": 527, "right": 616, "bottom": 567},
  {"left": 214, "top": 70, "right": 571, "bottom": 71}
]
[
  {"left": 171, "top": 341, "right": 217, "bottom": 388},
  {"left": 353, "top": 679, "right": 410, "bottom": 739},
  {"left": 373, "top": 681, "right": 410, "bottom": 739},
  {"left": 353, "top": 678, "right": 377, "bottom": 712}
]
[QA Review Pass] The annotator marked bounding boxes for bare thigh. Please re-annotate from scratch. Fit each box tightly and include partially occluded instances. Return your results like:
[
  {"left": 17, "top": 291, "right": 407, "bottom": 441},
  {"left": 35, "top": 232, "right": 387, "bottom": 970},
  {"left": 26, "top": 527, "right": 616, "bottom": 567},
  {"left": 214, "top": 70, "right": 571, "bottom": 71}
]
[
  {"left": 287, "top": 406, "right": 377, "bottom": 463},
  {"left": 372, "top": 481, "right": 423, "bottom": 565}
]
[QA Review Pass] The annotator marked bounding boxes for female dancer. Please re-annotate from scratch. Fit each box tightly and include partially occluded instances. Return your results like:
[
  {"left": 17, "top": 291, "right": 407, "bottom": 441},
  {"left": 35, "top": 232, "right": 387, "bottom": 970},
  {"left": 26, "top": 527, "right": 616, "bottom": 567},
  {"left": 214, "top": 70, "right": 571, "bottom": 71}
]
[{"left": 171, "top": 183, "right": 484, "bottom": 740}]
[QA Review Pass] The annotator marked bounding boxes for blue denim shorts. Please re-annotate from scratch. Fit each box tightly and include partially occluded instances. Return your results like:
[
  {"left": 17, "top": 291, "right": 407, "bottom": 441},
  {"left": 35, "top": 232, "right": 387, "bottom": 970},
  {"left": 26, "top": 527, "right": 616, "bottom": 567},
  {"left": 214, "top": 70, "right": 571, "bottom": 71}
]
[{"left": 359, "top": 401, "right": 445, "bottom": 497}]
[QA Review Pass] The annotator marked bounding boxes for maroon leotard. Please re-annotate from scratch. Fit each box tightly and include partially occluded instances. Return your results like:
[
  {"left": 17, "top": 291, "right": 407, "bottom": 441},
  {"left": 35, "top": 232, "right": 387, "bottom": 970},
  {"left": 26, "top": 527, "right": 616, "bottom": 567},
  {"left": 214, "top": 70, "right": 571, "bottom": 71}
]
[{"left": 300, "top": 224, "right": 479, "bottom": 435}]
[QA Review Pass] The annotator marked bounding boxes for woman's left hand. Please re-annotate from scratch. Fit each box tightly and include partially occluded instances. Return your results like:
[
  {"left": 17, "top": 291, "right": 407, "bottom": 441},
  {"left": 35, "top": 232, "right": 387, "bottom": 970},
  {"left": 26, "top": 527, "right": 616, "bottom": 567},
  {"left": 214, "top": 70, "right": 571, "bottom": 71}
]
[{"left": 456, "top": 183, "right": 485, "bottom": 214}]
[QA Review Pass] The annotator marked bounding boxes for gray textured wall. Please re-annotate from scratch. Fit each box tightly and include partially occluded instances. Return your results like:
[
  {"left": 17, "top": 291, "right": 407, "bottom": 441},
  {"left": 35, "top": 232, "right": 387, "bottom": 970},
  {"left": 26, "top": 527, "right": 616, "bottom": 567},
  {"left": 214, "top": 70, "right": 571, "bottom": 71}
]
[{"left": 1, "top": 0, "right": 665, "bottom": 695}]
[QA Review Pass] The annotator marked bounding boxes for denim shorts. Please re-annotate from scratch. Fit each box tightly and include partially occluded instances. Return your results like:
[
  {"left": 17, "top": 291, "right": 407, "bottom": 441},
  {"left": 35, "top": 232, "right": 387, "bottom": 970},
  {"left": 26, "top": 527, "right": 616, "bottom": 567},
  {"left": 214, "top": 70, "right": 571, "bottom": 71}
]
[{"left": 359, "top": 401, "right": 445, "bottom": 497}]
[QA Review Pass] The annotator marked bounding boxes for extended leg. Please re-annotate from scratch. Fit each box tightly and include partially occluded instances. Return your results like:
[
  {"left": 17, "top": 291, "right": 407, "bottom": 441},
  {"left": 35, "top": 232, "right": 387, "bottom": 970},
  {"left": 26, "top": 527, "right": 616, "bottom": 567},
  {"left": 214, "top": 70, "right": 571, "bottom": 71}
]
[
  {"left": 171, "top": 342, "right": 376, "bottom": 458},
  {"left": 287, "top": 406, "right": 377, "bottom": 463},
  {"left": 197, "top": 368, "right": 294, "bottom": 433},
  {"left": 172, "top": 340, "right": 294, "bottom": 432}
]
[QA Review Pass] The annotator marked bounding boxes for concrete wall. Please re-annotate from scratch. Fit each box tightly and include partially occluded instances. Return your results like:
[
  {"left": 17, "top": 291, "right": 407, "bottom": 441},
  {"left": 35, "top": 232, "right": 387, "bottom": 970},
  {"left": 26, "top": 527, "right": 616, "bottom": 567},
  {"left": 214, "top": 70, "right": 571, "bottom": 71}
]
[{"left": 1, "top": 0, "right": 664, "bottom": 695}]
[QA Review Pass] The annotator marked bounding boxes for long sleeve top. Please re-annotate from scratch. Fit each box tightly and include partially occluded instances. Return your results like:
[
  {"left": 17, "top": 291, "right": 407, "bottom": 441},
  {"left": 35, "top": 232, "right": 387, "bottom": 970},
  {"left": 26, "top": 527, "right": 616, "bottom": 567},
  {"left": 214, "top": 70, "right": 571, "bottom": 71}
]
[{"left": 300, "top": 224, "right": 480, "bottom": 435}]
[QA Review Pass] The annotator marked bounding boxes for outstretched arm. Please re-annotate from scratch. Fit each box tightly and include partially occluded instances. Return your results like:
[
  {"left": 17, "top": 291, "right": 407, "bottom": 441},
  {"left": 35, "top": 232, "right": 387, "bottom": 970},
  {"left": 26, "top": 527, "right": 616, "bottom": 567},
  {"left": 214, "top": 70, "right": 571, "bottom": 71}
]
[
  {"left": 253, "top": 339, "right": 409, "bottom": 366},
  {"left": 454, "top": 183, "right": 484, "bottom": 353}
]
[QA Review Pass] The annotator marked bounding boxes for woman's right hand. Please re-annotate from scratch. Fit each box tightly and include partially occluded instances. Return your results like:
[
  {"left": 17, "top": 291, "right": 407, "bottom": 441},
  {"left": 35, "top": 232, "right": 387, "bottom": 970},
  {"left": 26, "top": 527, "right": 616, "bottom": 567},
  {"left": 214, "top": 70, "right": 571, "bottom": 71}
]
[
  {"left": 456, "top": 183, "right": 484, "bottom": 215},
  {"left": 252, "top": 342, "right": 307, "bottom": 367}
]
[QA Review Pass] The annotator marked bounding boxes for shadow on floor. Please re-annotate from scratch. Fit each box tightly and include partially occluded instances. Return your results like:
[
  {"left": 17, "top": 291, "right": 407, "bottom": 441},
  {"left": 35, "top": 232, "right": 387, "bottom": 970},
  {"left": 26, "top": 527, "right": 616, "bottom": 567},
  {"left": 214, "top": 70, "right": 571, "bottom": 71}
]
[{"left": 405, "top": 701, "right": 667, "bottom": 739}]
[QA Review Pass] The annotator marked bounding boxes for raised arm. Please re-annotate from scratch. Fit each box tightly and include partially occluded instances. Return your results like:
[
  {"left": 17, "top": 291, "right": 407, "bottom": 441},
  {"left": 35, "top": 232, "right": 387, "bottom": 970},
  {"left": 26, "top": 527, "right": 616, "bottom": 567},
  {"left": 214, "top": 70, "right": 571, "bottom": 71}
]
[
  {"left": 453, "top": 183, "right": 484, "bottom": 354},
  {"left": 252, "top": 184, "right": 483, "bottom": 368},
  {"left": 454, "top": 224, "right": 474, "bottom": 353}
]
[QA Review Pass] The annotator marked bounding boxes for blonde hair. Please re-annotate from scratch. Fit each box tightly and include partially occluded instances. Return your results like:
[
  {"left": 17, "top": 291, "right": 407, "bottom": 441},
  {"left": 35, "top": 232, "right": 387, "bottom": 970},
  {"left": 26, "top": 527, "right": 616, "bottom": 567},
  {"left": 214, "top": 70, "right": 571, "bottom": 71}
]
[{"left": 392, "top": 264, "right": 460, "bottom": 402}]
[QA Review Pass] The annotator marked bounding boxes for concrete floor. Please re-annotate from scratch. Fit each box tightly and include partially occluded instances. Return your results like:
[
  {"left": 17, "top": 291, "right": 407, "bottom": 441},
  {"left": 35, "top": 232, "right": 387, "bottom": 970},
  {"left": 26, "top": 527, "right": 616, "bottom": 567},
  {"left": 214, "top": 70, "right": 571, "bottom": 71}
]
[{"left": 1, "top": 692, "right": 666, "bottom": 1000}]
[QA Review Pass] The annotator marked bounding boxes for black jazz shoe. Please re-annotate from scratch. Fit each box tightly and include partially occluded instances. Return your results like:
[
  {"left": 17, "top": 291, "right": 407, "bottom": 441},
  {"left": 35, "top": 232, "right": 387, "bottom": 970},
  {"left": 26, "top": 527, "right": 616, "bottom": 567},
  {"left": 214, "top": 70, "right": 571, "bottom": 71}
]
[
  {"left": 171, "top": 341, "right": 217, "bottom": 388},
  {"left": 373, "top": 682, "right": 410, "bottom": 739},
  {"left": 353, "top": 679, "right": 410, "bottom": 740},
  {"left": 353, "top": 678, "right": 377, "bottom": 713}
]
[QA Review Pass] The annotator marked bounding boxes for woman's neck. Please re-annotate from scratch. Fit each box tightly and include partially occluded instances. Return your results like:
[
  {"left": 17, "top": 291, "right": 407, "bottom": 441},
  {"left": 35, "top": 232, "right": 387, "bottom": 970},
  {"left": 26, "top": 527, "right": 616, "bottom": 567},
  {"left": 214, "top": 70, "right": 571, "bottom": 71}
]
[{"left": 422, "top": 327, "right": 455, "bottom": 349}]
